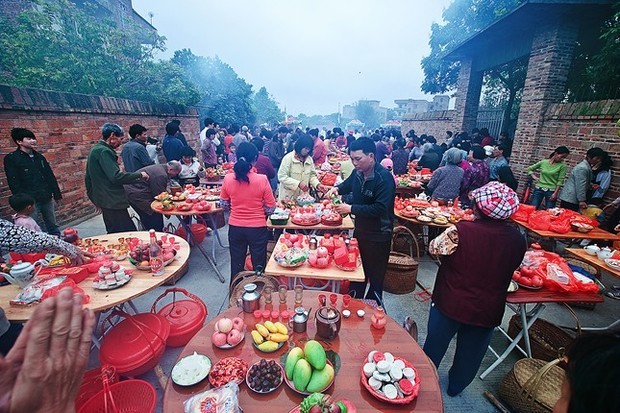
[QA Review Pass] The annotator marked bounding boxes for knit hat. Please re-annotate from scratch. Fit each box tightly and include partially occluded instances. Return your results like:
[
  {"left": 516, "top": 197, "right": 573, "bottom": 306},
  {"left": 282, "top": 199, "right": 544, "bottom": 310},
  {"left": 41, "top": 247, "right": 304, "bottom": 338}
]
[
  {"left": 380, "top": 158, "right": 394, "bottom": 169},
  {"left": 470, "top": 181, "right": 519, "bottom": 220},
  {"left": 483, "top": 145, "right": 494, "bottom": 156}
]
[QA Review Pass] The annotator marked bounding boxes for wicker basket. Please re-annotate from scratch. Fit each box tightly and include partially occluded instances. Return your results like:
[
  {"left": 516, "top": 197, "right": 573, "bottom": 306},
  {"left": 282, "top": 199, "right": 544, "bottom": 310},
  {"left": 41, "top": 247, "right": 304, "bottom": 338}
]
[
  {"left": 507, "top": 304, "right": 580, "bottom": 362},
  {"left": 229, "top": 270, "right": 280, "bottom": 308},
  {"left": 564, "top": 257, "right": 600, "bottom": 310},
  {"left": 499, "top": 358, "right": 565, "bottom": 413},
  {"left": 384, "top": 226, "right": 420, "bottom": 295}
]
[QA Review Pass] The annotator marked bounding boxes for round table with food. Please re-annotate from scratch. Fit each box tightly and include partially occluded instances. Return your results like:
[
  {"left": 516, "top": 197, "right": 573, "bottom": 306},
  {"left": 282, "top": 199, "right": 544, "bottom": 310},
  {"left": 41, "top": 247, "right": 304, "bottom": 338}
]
[
  {"left": 0, "top": 231, "right": 190, "bottom": 322},
  {"left": 163, "top": 290, "right": 444, "bottom": 412}
]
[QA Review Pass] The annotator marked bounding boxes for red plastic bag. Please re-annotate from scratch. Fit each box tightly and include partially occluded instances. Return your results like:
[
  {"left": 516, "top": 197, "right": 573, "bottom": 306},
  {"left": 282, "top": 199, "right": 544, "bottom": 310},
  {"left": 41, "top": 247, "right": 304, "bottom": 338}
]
[
  {"left": 528, "top": 211, "right": 552, "bottom": 231},
  {"left": 41, "top": 278, "right": 90, "bottom": 303},
  {"left": 549, "top": 218, "right": 571, "bottom": 234}
]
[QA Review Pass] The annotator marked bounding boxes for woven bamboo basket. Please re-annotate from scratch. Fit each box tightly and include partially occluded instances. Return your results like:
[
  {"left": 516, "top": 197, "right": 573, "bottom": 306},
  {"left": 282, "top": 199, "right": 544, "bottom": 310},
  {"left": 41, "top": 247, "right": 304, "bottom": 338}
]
[
  {"left": 229, "top": 270, "right": 280, "bottom": 308},
  {"left": 384, "top": 226, "right": 420, "bottom": 295},
  {"left": 499, "top": 358, "right": 565, "bottom": 413}
]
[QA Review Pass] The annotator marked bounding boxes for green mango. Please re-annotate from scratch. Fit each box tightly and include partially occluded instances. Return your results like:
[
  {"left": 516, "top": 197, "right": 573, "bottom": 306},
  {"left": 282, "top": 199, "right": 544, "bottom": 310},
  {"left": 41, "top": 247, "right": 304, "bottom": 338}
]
[
  {"left": 285, "top": 347, "right": 304, "bottom": 380},
  {"left": 303, "top": 340, "right": 326, "bottom": 370},
  {"left": 293, "top": 359, "right": 312, "bottom": 392},
  {"left": 306, "top": 363, "right": 334, "bottom": 393}
]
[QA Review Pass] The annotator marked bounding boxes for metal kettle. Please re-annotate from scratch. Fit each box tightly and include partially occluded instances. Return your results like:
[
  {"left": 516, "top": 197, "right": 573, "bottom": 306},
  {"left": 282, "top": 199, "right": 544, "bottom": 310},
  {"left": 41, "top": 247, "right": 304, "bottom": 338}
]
[
  {"left": 240, "top": 283, "right": 261, "bottom": 313},
  {"left": 289, "top": 307, "right": 311, "bottom": 333}
]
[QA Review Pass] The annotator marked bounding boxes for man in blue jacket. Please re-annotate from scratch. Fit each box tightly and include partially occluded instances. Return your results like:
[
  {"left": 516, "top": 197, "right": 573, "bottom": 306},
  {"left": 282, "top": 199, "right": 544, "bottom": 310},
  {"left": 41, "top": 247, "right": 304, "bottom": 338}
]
[
  {"left": 162, "top": 122, "right": 184, "bottom": 162},
  {"left": 326, "top": 137, "right": 396, "bottom": 302}
]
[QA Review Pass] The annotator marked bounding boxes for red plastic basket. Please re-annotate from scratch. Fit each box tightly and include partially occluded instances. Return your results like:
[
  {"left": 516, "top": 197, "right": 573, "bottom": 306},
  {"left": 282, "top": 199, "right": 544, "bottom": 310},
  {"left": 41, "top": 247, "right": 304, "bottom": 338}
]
[
  {"left": 75, "top": 366, "right": 119, "bottom": 412},
  {"left": 151, "top": 287, "right": 207, "bottom": 347},
  {"left": 77, "top": 379, "right": 156, "bottom": 413}
]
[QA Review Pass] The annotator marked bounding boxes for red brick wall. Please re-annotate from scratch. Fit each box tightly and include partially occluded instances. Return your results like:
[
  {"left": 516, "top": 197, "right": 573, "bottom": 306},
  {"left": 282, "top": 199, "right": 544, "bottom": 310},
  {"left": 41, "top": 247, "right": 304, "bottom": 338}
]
[
  {"left": 0, "top": 85, "right": 200, "bottom": 225},
  {"left": 401, "top": 110, "right": 459, "bottom": 139},
  {"left": 510, "top": 100, "right": 620, "bottom": 203}
]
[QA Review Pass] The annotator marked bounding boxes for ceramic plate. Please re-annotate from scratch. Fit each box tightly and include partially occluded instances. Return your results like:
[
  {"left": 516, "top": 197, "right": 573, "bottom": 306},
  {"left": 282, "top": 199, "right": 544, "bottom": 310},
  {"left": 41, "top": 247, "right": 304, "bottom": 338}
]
[
  {"left": 213, "top": 328, "right": 246, "bottom": 349},
  {"left": 171, "top": 353, "right": 212, "bottom": 386},
  {"left": 515, "top": 281, "right": 542, "bottom": 290},
  {"left": 507, "top": 280, "right": 519, "bottom": 292},
  {"left": 245, "top": 361, "right": 284, "bottom": 394},
  {"left": 605, "top": 259, "right": 620, "bottom": 271},
  {"left": 92, "top": 276, "right": 131, "bottom": 290},
  {"left": 283, "top": 360, "right": 334, "bottom": 396},
  {"left": 208, "top": 357, "right": 248, "bottom": 388},
  {"left": 252, "top": 340, "right": 285, "bottom": 353}
]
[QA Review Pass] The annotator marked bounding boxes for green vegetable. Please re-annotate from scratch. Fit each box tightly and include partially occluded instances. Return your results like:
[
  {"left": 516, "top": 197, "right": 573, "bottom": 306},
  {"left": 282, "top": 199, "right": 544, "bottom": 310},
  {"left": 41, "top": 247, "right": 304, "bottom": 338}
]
[{"left": 300, "top": 393, "right": 324, "bottom": 413}]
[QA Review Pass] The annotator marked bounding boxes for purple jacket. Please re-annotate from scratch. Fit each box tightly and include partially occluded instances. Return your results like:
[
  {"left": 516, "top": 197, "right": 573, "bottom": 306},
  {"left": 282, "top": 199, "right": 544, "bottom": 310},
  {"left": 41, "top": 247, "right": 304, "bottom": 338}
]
[{"left": 255, "top": 154, "right": 276, "bottom": 180}]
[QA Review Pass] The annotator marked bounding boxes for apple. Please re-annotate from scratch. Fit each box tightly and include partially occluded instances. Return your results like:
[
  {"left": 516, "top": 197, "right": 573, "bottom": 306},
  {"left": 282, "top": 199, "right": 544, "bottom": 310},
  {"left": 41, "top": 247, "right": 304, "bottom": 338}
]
[
  {"left": 211, "top": 331, "right": 228, "bottom": 347},
  {"left": 289, "top": 234, "right": 299, "bottom": 243},
  {"left": 316, "top": 257, "right": 329, "bottom": 267},
  {"left": 226, "top": 329, "right": 243, "bottom": 346},
  {"left": 232, "top": 317, "right": 244, "bottom": 331},
  {"left": 316, "top": 247, "right": 329, "bottom": 259},
  {"left": 284, "top": 240, "right": 293, "bottom": 248},
  {"left": 531, "top": 275, "right": 543, "bottom": 287},
  {"left": 215, "top": 317, "right": 233, "bottom": 334},
  {"left": 293, "top": 241, "right": 303, "bottom": 249},
  {"left": 308, "top": 253, "right": 318, "bottom": 266}
]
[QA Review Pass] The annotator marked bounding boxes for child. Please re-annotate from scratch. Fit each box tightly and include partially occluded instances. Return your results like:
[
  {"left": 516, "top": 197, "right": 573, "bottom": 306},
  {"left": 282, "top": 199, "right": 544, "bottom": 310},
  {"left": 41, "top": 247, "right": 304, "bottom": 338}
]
[
  {"left": 227, "top": 143, "right": 237, "bottom": 163},
  {"left": 9, "top": 193, "right": 41, "bottom": 232},
  {"left": 380, "top": 158, "right": 398, "bottom": 186}
]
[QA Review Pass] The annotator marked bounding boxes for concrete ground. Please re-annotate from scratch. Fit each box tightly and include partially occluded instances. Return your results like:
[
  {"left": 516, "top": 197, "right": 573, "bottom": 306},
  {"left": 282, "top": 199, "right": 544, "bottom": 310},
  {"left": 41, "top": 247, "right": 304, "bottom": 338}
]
[{"left": 73, "top": 214, "right": 620, "bottom": 412}]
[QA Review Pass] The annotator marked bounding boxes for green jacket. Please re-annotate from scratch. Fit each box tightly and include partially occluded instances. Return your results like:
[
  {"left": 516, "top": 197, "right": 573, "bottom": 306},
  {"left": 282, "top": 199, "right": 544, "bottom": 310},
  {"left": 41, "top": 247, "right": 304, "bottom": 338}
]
[{"left": 85, "top": 141, "right": 142, "bottom": 209}]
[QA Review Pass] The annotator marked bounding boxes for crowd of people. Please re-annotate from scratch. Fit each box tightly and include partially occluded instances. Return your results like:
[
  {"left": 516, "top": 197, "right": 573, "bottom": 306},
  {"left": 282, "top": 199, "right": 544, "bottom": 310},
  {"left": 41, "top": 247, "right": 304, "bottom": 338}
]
[{"left": 1, "top": 118, "right": 619, "bottom": 411}]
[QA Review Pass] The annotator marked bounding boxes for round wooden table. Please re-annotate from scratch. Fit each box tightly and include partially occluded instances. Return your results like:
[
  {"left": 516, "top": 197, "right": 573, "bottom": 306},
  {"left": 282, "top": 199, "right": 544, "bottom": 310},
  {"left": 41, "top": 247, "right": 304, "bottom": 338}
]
[
  {"left": 163, "top": 291, "right": 443, "bottom": 412},
  {"left": 0, "top": 231, "right": 189, "bottom": 322}
]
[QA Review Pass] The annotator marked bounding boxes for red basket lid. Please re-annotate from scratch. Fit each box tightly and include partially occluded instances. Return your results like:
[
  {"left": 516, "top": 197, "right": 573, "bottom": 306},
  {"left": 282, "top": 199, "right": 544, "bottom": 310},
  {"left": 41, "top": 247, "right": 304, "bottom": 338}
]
[
  {"left": 100, "top": 313, "right": 170, "bottom": 374},
  {"left": 158, "top": 299, "right": 206, "bottom": 331}
]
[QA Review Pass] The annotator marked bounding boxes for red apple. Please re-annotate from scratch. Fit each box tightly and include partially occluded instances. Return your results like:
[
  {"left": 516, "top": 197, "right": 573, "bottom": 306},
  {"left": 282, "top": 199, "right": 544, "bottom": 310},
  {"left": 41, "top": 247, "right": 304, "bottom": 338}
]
[
  {"left": 308, "top": 253, "right": 318, "bottom": 266},
  {"left": 316, "top": 247, "right": 329, "bottom": 258},
  {"left": 211, "top": 331, "right": 227, "bottom": 347},
  {"left": 215, "top": 317, "right": 233, "bottom": 334},
  {"left": 316, "top": 257, "right": 329, "bottom": 267},
  {"left": 226, "top": 329, "right": 243, "bottom": 346},
  {"left": 232, "top": 317, "right": 244, "bottom": 331}
]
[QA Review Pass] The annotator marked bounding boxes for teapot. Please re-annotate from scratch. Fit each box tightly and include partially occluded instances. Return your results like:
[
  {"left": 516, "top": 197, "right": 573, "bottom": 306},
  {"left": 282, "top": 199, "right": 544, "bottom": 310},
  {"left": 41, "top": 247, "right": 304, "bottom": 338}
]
[
  {"left": 289, "top": 307, "right": 311, "bottom": 333},
  {"left": 596, "top": 247, "right": 613, "bottom": 260},
  {"left": 7, "top": 261, "right": 42, "bottom": 288},
  {"left": 239, "top": 283, "right": 261, "bottom": 313},
  {"left": 583, "top": 244, "right": 600, "bottom": 256},
  {"left": 315, "top": 306, "right": 341, "bottom": 340}
]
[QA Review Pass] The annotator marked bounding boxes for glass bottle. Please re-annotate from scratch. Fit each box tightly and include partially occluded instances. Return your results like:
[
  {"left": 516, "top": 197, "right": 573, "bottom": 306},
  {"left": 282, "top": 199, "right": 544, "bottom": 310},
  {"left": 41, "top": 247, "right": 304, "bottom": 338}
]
[{"left": 149, "top": 230, "right": 164, "bottom": 276}]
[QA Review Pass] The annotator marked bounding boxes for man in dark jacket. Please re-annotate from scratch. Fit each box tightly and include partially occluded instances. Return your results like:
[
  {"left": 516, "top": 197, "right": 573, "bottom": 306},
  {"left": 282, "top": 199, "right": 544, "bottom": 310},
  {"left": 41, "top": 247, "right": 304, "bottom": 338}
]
[
  {"left": 3, "top": 128, "right": 62, "bottom": 235},
  {"left": 423, "top": 181, "right": 526, "bottom": 396},
  {"left": 326, "top": 137, "right": 396, "bottom": 302},
  {"left": 162, "top": 122, "right": 184, "bottom": 162},
  {"left": 121, "top": 124, "right": 154, "bottom": 172},
  {"left": 85, "top": 123, "right": 149, "bottom": 233}
]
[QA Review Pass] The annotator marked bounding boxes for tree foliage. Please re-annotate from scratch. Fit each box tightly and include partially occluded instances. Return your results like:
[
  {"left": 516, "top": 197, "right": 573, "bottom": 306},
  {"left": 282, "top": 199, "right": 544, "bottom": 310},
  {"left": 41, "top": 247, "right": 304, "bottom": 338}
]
[
  {"left": 0, "top": 0, "right": 200, "bottom": 106},
  {"left": 355, "top": 102, "right": 380, "bottom": 129},
  {"left": 252, "top": 87, "right": 284, "bottom": 126},
  {"left": 172, "top": 49, "right": 255, "bottom": 126}
]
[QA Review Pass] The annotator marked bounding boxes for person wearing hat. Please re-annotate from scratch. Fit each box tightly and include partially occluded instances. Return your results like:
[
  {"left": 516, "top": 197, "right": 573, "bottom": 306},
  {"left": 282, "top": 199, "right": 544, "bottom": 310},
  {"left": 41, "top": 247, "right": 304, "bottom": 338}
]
[
  {"left": 460, "top": 145, "right": 490, "bottom": 206},
  {"left": 423, "top": 181, "right": 526, "bottom": 397}
]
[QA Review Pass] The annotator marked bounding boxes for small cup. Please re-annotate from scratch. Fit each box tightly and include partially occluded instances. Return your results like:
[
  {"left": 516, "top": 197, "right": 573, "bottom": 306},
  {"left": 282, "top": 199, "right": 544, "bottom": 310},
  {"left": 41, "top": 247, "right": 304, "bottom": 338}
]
[
  {"left": 270, "top": 310, "right": 280, "bottom": 321},
  {"left": 329, "top": 293, "right": 338, "bottom": 307},
  {"left": 342, "top": 294, "right": 351, "bottom": 309},
  {"left": 253, "top": 310, "right": 262, "bottom": 320},
  {"left": 294, "top": 285, "right": 303, "bottom": 306},
  {"left": 278, "top": 285, "right": 288, "bottom": 304},
  {"left": 263, "top": 286, "right": 273, "bottom": 304},
  {"left": 318, "top": 294, "right": 327, "bottom": 306},
  {"left": 262, "top": 310, "right": 270, "bottom": 320},
  {"left": 281, "top": 310, "right": 290, "bottom": 322}
]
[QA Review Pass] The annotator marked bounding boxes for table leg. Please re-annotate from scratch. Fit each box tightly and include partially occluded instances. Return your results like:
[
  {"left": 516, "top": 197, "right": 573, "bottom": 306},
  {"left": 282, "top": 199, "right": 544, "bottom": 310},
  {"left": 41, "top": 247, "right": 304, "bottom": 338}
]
[
  {"left": 480, "top": 303, "right": 545, "bottom": 379},
  {"left": 208, "top": 214, "right": 228, "bottom": 249},
  {"left": 176, "top": 217, "right": 226, "bottom": 283}
]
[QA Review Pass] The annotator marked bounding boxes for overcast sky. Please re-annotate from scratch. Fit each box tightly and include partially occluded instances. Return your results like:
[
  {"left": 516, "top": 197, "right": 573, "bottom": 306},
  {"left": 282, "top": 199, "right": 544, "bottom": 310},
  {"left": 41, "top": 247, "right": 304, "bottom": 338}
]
[{"left": 132, "top": 0, "right": 453, "bottom": 116}]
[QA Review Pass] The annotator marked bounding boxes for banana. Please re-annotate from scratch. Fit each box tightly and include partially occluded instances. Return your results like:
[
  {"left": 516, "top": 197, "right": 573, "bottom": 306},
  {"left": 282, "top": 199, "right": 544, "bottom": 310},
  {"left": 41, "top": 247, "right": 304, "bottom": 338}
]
[
  {"left": 274, "top": 321, "right": 288, "bottom": 335},
  {"left": 268, "top": 333, "right": 289, "bottom": 343},
  {"left": 264, "top": 321, "right": 278, "bottom": 333},
  {"left": 251, "top": 330, "right": 264, "bottom": 345},
  {"left": 255, "top": 324, "right": 270, "bottom": 338},
  {"left": 257, "top": 340, "right": 279, "bottom": 352}
]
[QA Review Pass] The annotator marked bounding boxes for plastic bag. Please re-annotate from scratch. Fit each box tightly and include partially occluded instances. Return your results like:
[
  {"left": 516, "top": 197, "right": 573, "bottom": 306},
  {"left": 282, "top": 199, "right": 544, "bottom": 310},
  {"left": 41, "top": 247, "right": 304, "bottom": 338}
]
[
  {"left": 528, "top": 211, "right": 552, "bottom": 231},
  {"left": 184, "top": 381, "right": 240, "bottom": 413},
  {"left": 512, "top": 204, "right": 535, "bottom": 222},
  {"left": 549, "top": 218, "right": 571, "bottom": 234}
]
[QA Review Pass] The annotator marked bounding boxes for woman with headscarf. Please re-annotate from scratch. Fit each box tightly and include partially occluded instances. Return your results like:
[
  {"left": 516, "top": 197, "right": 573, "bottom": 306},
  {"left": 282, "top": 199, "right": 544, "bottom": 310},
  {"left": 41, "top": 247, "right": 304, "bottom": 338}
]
[
  {"left": 426, "top": 148, "right": 465, "bottom": 202},
  {"left": 277, "top": 134, "right": 328, "bottom": 201},
  {"left": 460, "top": 146, "right": 490, "bottom": 206},
  {"left": 220, "top": 142, "right": 277, "bottom": 278},
  {"left": 424, "top": 182, "right": 526, "bottom": 396}
]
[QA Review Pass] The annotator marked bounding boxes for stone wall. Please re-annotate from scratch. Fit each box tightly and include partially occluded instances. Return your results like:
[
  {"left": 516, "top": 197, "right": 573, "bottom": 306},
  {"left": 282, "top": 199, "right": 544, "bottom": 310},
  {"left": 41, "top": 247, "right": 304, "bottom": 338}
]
[
  {"left": 0, "top": 85, "right": 200, "bottom": 225},
  {"left": 401, "top": 110, "right": 458, "bottom": 139},
  {"left": 510, "top": 99, "right": 620, "bottom": 203}
]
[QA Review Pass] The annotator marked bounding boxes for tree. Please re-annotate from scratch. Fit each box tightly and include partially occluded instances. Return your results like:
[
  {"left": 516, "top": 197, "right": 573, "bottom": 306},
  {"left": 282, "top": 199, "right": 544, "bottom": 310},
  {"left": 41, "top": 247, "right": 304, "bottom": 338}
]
[
  {"left": 0, "top": 0, "right": 199, "bottom": 106},
  {"left": 172, "top": 50, "right": 255, "bottom": 126},
  {"left": 252, "top": 87, "right": 284, "bottom": 126},
  {"left": 355, "top": 102, "right": 380, "bottom": 129}
]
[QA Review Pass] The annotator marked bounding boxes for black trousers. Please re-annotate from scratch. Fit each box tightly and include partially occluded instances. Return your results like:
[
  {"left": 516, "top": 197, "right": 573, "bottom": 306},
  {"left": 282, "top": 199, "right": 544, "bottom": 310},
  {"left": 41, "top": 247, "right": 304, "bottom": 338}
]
[
  {"left": 130, "top": 203, "right": 164, "bottom": 232},
  {"left": 101, "top": 208, "right": 136, "bottom": 234},
  {"left": 351, "top": 233, "right": 391, "bottom": 302},
  {"left": 228, "top": 225, "right": 269, "bottom": 280},
  {"left": 560, "top": 200, "right": 580, "bottom": 212}
]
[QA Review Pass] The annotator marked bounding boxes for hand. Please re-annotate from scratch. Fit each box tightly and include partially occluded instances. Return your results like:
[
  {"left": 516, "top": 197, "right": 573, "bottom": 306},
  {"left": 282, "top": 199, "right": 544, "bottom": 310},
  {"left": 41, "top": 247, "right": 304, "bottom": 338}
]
[
  {"left": 316, "top": 184, "right": 328, "bottom": 194},
  {"left": 334, "top": 203, "right": 352, "bottom": 215},
  {"left": 298, "top": 182, "right": 309, "bottom": 192},
  {"left": 141, "top": 172, "right": 149, "bottom": 181},
  {"left": 531, "top": 174, "right": 540, "bottom": 181},
  {"left": 70, "top": 250, "right": 94, "bottom": 266},
  {"left": 579, "top": 201, "right": 588, "bottom": 210},
  {"left": 550, "top": 193, "right": 557, "bottom": 201},
  {"left": 0, "top": 288, "right": 95, "bottom": 413},
  {"left": 325, "top": 187, "right": 339, "bottom": 198}
]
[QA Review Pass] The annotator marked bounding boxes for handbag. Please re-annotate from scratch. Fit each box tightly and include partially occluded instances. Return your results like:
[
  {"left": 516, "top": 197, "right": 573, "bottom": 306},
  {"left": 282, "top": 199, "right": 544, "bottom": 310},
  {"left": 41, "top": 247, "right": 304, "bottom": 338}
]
[
  {"left": 499, "top": 357, "right": 566, "bottom": 413},
  {"left": 384, "top": 226, "right": 420, "bottom": 295}
]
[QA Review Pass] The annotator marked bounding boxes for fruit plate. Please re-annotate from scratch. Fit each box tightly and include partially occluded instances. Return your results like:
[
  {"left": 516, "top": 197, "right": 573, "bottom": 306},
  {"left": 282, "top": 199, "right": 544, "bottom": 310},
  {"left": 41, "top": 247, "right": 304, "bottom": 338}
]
[
  {"left": 290, "top": 217, "right": 321, "bottom": 227},
  {"left": 361, "top": 356, "right": 421, "bottom": 404},
  {"left": 208, "top": 357, "right": 248, "bottom": 388},
  {"left": 92, "top": 276, "right": 131, "bottom": 291},
  {"left": 283, "top": 359, "right": 335, "bottom": 396},
  {"left": 252, "top": 340, "right": 285, "bottom": 353},
  {"left": 308, "top": 257, "right": 332, "bottom": 269},
  {"left": 507, "top": 280, "right": 519, "bottom": 293},
  {"left": 213, "top": 328, "right": 246, "bottom": 349},
  {"left": 604, "top": 258, "right": 620, "bottom": 271},
  {"left": 171, "top": 352, "right": 212, "bottom": 387},
  {"left": 127, "top": 255, "right": 175, "bottom": 271},
  {"left": 245, "top": 361, "right": 284, "bottom": 394},
  {"left": 335, "top": 258, "right": 361, "bottom": 272},
  {"left": 515, "top": 281, "right": 543, "bottom": 290}
]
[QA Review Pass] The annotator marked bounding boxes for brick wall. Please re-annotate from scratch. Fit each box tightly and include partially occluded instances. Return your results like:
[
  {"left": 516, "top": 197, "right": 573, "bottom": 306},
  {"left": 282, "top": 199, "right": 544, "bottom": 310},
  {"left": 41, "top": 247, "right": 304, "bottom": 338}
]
[
  {"left": 0, "top": 85, "right": 200, "bottom": 225},
  {"left": 510, "top": 100, "right": 620, "bottom": 203},
  {"left": 401, "top": 110, "right": 458, "bottom": 139}
]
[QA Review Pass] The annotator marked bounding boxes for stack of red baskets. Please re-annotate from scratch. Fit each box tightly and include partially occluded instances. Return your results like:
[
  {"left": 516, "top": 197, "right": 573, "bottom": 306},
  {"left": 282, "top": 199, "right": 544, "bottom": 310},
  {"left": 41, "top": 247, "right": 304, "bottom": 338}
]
[{"left": 151, "top": 287, "right": 208, "bottom": 347}]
